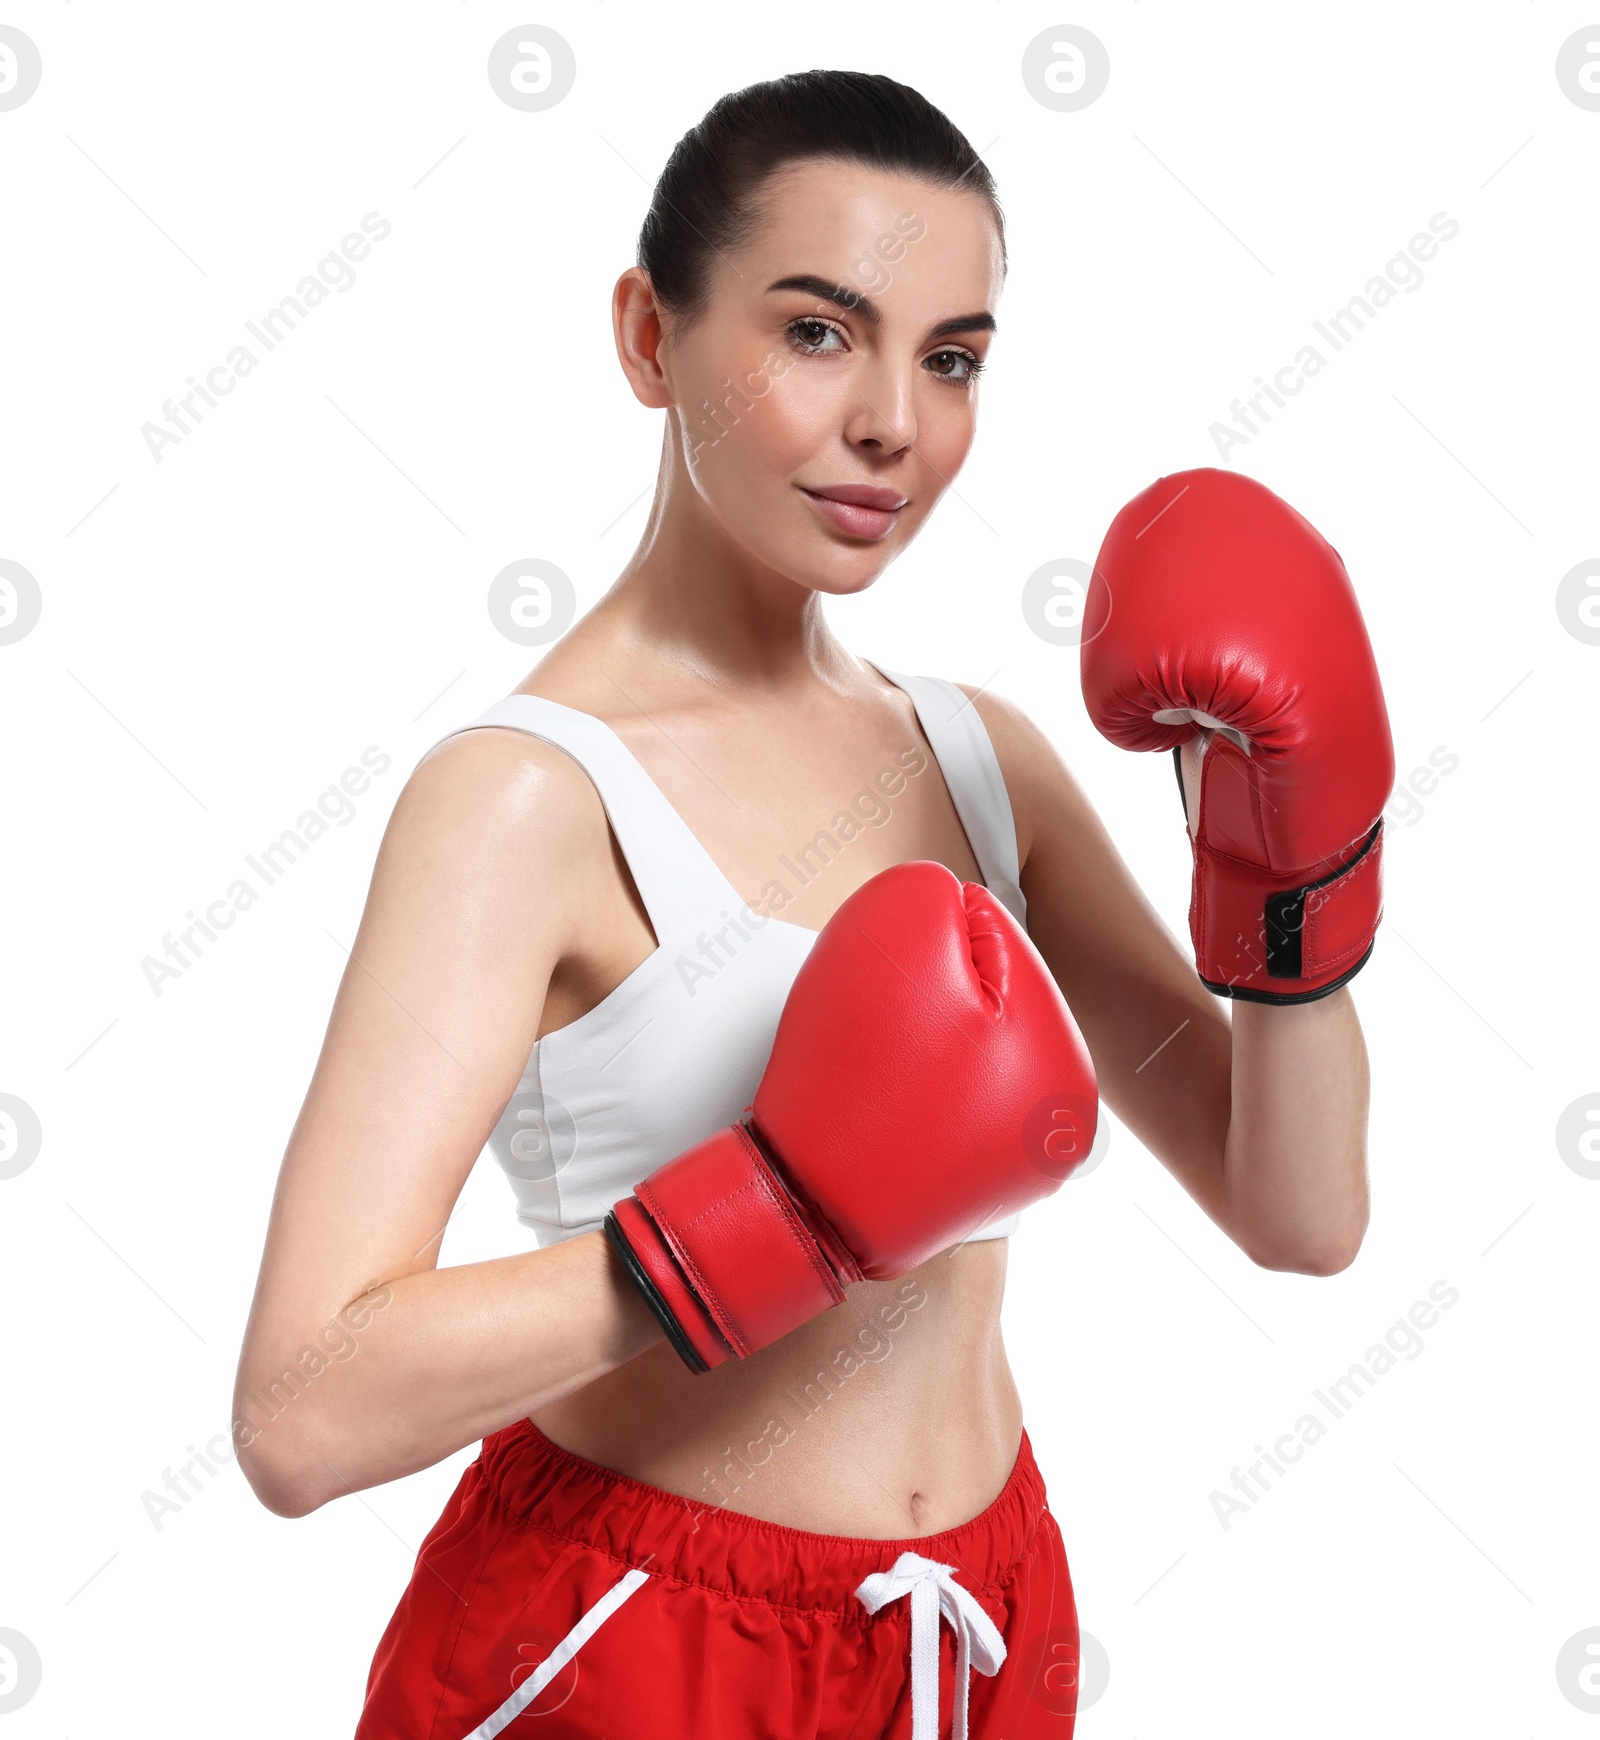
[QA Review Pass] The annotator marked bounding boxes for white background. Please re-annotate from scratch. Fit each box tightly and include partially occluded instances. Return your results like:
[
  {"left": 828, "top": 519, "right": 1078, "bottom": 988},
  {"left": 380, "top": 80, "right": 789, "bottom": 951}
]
[{"left": 2, "top": 3, "right": 1597, "bottom": 1734}]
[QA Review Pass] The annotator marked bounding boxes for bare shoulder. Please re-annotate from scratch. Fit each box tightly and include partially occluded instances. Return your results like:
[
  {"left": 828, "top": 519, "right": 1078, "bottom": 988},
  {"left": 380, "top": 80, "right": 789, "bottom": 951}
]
[
  {"left": 951, "top": 684, "right": 1060, "bottom": 771},
  {"left": 378, "top": 723, "right": 614, "bottom": 938},
  {"left": 406, "top": 721, "right": 601, "bottom": 827},
  {"left": 951, "top": 683, "right": 1094, "bottom": 867}
]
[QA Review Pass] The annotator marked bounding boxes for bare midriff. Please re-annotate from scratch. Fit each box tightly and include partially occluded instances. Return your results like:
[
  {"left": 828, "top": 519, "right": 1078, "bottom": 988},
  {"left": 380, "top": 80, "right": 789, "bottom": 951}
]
[{"left": 529, "top": 1237, "right": 1023, "bottom": 1539}]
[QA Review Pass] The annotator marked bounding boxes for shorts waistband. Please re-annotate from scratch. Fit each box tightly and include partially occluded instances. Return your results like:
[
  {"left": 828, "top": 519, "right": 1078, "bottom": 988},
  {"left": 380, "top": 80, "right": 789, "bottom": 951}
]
[{"left": 476, "top": 1415, "right": 1049, "bottom": 1616}]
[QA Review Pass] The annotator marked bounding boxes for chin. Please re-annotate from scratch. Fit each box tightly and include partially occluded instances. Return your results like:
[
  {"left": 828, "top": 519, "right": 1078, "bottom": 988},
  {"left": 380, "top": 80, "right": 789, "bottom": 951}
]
[
  {"left": 736, "top": 512, "right": 900, "bottom": 599},
  {"left": 785, "top": 532, "right": 901, "bottom": 599},
  {"left": 795, "top": 564, "right": 889, "bottom": 600}
]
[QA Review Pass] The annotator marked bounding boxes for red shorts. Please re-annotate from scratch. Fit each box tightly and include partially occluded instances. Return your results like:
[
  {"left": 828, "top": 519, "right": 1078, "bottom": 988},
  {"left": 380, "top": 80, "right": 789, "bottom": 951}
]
[{"left": 355, "top": 1415, "right": 1079, "bottom": 1739}]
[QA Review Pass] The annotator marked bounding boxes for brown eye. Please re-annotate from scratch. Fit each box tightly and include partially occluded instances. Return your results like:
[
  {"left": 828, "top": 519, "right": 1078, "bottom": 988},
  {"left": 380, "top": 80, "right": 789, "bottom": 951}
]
[
  {"left": 927, "top": 349, "right": 985, "bottom": 384},
  {"left": 787, "top": 318, "right": 845, "bottom": 355}
]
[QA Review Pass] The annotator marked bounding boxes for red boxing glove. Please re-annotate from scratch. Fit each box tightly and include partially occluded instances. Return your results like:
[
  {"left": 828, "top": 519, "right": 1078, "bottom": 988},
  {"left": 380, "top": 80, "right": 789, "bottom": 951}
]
[
  {"left": 605, "top": 861, "right": 1098, "bottom": 1372},
  {"left": 1081, "top": 468, "right": 1394, "bottom": 1002}
]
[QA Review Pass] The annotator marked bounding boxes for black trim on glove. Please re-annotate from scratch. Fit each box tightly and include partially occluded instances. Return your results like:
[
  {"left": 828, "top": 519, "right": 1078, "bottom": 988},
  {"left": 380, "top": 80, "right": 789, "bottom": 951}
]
[
  {"left": 1200, "top": 938, "right": 1376, "bottom": 1004},
  {"left": 1200, "top": 820, "right": 1384, "bottom": 1003},
  {"left": 602, "top": 1210, "right": 711, "bottom": 1375}
]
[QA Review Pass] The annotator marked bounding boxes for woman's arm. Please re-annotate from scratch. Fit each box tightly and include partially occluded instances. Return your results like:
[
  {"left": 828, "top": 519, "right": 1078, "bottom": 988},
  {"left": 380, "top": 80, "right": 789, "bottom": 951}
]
[
  {"left": 970, "top": 690, "right": 1369, "bottom": 1275},
  {"left": 233, "top": 729, "right": 664, "bottom": 1519}
]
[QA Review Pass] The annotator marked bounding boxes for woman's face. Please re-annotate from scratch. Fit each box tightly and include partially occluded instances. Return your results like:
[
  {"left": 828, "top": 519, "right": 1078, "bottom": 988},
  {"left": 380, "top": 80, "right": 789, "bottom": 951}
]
[{"left": 630, "top": 157, "right": 1004, "bottom": 597}]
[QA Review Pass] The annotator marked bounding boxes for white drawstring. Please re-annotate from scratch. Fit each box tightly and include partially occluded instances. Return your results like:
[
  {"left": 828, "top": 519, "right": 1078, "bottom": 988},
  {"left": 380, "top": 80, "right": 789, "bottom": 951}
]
[
  {"left": 855, "top": 1550, "right": 1006, "bottom": 1740},
  {"left": 459, "top": 1566, "right": 650, "bottom": 1739}
]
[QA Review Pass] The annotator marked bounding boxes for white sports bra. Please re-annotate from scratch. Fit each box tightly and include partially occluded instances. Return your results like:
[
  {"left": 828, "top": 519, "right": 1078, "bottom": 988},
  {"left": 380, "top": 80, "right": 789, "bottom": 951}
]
[{"left": 432, "top": 664, "right": 1030, "bottom": 1249}]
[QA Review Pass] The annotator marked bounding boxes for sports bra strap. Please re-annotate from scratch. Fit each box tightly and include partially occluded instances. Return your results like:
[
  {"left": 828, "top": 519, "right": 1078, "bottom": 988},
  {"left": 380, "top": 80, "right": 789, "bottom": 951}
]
[
  {"left": 432, "top": 694, "right": 745, "bottom": 943},
  {"left": 871, "top": 666, "right": 1027, "bottom": 926}
]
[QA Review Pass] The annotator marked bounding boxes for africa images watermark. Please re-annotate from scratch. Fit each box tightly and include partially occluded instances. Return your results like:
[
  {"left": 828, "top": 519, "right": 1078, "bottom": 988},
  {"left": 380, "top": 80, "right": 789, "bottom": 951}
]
[
  {"left": 683, "top": 209, "right": 930, "bottom": 464},
  {"left": 140, "top": 746, "right": 392, "bottom": 996},
  {"left": 1384, "top": 744, "right": 1460, "bottom": 829},
  {"left": 1209, "top": 1278, "right": 1459, "bottom": 1530},
  {"left": 140, "top": 1282, "right": 393, "bottom": 1530},
  {"left": 140, "top": 211, "right": 392, "bottom": 463},
  {"left": 690, "top": 1277, "right": 931, "bottom": 1513},
  {"left": 672, "top": 745, "right": 930, "bottom": 998},
  {"left": 1209, "top": 211, "right": 1460, "bottom": 461}
]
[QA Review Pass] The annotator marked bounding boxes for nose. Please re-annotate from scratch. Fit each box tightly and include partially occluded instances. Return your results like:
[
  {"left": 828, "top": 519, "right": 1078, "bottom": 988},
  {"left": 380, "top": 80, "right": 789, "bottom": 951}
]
[{"left": 841, "top": 355, "right": 919, "bottom": 455}]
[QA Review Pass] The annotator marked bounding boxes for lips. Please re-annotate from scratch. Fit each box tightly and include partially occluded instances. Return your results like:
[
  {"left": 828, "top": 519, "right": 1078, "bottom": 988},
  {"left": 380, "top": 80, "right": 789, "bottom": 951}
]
[{"left": 799, "top": 483, "right": 908, "bottom": 540}]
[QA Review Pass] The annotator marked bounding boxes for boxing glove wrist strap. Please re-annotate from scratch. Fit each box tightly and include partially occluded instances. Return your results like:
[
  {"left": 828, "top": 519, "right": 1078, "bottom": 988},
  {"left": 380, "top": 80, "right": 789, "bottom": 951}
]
[
  {"left": 606, "top": 1122, "right": 852, "bottom": 1373},
  {"left": 1194, "top": 820, "right": 1384, "bottom": 1004},
  {"left": 603, "top": 1208, "right": 721, "bottom": 1373}
]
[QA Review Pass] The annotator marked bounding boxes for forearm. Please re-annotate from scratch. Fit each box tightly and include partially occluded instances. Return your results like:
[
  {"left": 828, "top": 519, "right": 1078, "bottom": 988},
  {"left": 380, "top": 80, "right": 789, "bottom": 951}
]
[
  {"left": 236, "top": 1230, "right": 663, "bottom": 1516},
  {"left": 1219, "top": 989, "right": 1371, "bottom": 1273}
]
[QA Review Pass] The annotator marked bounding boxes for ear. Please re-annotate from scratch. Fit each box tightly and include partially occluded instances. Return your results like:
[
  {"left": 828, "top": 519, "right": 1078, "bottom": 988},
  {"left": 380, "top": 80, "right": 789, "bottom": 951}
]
[{"left": 612, "top": 268, "right": 673, "bottom": 410}]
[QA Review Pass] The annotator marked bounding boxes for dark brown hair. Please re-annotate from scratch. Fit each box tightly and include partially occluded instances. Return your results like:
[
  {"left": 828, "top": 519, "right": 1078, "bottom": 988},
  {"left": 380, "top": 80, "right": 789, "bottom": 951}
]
[{"left": 637, "top": 69, "right": 1005, "bottom": 331}]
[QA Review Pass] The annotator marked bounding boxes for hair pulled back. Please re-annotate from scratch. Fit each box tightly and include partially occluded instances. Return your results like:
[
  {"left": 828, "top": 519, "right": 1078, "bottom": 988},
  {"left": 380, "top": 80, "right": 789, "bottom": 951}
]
[{"left": 637, "top": 69, "right": 1005, "bottom": 331}]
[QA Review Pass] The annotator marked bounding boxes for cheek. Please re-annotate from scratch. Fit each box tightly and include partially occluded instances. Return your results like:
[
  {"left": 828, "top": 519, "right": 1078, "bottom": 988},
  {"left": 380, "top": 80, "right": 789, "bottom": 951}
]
[
  {"left": 889, "top": 386, "right": 976, "bottom": 531},
  {"left": 915, "top": 385, "right": 978, "bottom": 470},
  {"left": 753, "top": 353, "right": 861, "bottom": 448},
  {"left": 691, "top": 353, "right": 831, "bottom": 487}
]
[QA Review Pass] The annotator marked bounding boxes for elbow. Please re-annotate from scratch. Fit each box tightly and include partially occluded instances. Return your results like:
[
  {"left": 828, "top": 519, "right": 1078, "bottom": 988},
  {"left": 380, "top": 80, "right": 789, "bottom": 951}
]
[
  {"left": 1243, "top": 1224, "right": 1366, "bottom": 1278},
  {"left": 247, "top": 1474, "right": 327, "bottom": 1522},
  {"left": 236, "top": 1421, "right": 339, "bottom": 1520},
  {"left": 1277, "top": 1242, "right": 1361, "bottom": 1278}
]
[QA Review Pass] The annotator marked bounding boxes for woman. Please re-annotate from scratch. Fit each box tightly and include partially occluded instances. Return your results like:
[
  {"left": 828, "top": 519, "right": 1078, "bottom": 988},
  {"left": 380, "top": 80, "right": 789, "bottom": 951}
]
[{"left": 234, "top": 69, "right": 1378, "bottom": 1739}]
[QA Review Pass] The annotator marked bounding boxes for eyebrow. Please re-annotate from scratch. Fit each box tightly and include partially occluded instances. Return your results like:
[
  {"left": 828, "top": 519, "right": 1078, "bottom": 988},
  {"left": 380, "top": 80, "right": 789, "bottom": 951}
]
[{"left": 765, "top": 274, "right": 996, "bottom": 340}]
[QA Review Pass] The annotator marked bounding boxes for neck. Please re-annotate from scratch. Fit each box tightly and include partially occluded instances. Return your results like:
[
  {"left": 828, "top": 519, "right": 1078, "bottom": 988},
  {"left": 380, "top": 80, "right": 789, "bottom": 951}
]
[{"left": 589, "top": 427, "right": 859, "bottom": 698}]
